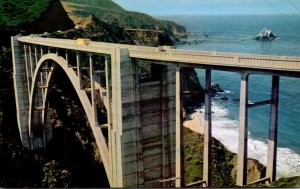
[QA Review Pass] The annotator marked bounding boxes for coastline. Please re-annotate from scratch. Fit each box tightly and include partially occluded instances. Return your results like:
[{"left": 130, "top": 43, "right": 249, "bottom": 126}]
[
  {"left": 183, "top": 108, "right": 204, "bottom": 134},
  {"left": 183, "top": 105, "right": 266, "bottom": 184}
]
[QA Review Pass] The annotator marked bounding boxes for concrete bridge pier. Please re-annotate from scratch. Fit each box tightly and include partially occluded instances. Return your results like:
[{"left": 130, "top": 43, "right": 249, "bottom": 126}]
[
  {"left": 203, "top": 69, "right": 212, "bottom": 187},
  {"left": 110, "top": 48, "right": 142, "bottom": 187},
  {"left": 175, "top": 65, "right": 183, "bottom": 187},
  {"left": 11, "top": 37, "right": 30, "bottom": 149},
  {"left": 110, "top": 48, "right": 177, "bottom": 187},
  {"left": 237, "top": 72, "right": 280, "bottom": 186},
  {"left": 237, "top": 71, "right": 249, "bottom": 186},
  {"left": 266, "top": 76, "right": 279, "bottom": 183}
]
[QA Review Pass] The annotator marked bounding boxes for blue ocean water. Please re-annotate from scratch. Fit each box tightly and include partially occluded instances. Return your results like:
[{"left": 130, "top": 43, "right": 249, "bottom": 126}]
[{"left": 159, "top": 15, "right": 300, "bottom": 177}]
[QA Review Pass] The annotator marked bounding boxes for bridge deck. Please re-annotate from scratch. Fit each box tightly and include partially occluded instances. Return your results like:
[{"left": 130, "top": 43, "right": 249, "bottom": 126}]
[{"left": 18, "top": 36, "right": 300, "bottom": 75}]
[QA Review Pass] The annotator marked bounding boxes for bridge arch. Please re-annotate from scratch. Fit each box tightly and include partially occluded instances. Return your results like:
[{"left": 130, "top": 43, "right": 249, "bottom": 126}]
[{"left": 28, "top": 53, "right": 111, "bottom": 184}]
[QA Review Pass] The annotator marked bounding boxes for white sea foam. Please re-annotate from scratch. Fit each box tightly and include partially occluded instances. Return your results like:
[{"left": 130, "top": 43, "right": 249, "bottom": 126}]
[
  {"left": 195, "top": 102, "right": 300, "bottom": 178},
  {"left": 217, "top": 90, "right": 233, "bottom": 94}
]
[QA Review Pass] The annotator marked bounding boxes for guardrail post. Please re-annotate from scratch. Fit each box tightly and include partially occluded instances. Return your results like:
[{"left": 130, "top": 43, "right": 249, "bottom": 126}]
[{"left": 236, "top": 71, "right": 249, "bottom": 186}]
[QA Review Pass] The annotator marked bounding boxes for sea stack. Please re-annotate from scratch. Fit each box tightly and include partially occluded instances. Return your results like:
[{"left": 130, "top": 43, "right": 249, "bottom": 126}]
[{"left": 255, "top": 28, "right": 278, "bottom": 40}]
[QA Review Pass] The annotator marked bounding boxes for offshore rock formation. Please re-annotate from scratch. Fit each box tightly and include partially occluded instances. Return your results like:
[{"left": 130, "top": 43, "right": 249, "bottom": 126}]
[{"left": 255, "top": 28, "right": 278, "bottom": 40}]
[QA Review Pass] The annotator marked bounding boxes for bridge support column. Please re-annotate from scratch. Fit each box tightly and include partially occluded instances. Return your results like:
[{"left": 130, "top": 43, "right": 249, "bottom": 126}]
[
  {"left": 24, "top": 45, "right": 31, "bottom": 97},
  {"left": 175, "top": 65, "right": 184, "bottom": 187},
  {"left": 203, "top": 69, "right": 212, "bottom": 187},
  {"left": 111, "top": 48, "right": 141, "bottom": 187},
  {"left": 29, "top": 46, "right": 34, "bottom": 80},
  {"left": 11, "top": 36, "right": 30, "bottom": 148},
  {"left": 76, "top": 52, "right": 82, "bottom": 89},
  {"left": 266, "top": 76, "right": 280, "bottom": 183},
  {"left": 237, "top": 71, "right": 249, "bottom": 186},
  {"left": 104, "top": 55, "right": 114, "bottom": 186},
  {"left": 34, "top": 46, "right": 38, "bottom": 67},
  {"left": 89, "top": 54, "right": 98, "bottom": 124}
]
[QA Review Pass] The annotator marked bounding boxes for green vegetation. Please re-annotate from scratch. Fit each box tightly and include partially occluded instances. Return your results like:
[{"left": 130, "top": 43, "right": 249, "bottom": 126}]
[
  {"left": 0, "top": 47, "right": 12, "bottom": 107},
  {"left": 272, "top": 176, "right": 300, "bottom": 187},
  {"left": 63, "top": 0, "right": 124, "bottom": 11},
  {"left": 0, "top": 0, "right": 50, "bottom": 27},
  {"left": 184, "top": 127, "right": 235, "bottom": 187},
  {"left": 42, "top": 160, "right": 71, "bottom": 188}
]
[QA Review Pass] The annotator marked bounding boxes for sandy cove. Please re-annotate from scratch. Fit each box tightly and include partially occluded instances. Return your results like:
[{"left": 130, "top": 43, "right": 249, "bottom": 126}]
[{"left": 183, "top": 110, "right": 204, "bottom": 134}]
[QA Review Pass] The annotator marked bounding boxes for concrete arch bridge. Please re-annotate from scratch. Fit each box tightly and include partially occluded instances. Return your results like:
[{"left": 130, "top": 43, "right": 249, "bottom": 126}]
[{"left": 11, "top": 36, "right": 300, "bottom": 187}]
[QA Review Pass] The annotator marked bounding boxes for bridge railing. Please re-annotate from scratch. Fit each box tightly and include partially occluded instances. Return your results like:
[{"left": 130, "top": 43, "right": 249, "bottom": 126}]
[{"left": 18, "top": 36, "right": 300, "bottom": 73}]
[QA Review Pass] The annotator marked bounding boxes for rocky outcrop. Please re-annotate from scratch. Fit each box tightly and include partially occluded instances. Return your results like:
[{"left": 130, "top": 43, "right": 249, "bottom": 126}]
[
  {"left": 211, "top": 83, "right": 224, "bottom": 94},
  {"left": 125, "top": 29, "right": 173, "bottom": 46},
  {"left": 255, "top": 28, "right": 278, "bottom": 40},
  {"left": 43, "top": 15, "right": 134, "bottom": 44},
  {"left": 231, "top": 155, "right": 266, "bottom": 183},
  {"left": 182, "top": 67, "right": 205, "bottom": 107}
]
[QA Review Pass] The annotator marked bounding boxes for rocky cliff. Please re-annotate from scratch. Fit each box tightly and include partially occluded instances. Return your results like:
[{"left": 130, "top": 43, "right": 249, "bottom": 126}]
[{"left": 60, "top": 0, "right": 186, "bottom": 39}]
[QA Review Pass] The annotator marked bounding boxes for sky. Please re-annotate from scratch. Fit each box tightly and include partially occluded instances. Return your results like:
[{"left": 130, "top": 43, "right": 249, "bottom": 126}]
[{"left": 113, "top": 0, "right": 300, "bottom": 16}]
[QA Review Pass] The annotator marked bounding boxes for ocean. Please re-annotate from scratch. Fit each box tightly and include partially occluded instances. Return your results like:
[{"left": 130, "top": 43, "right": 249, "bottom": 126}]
[{"left": 159, "top": 15, "right": 300, "bottom": 177}]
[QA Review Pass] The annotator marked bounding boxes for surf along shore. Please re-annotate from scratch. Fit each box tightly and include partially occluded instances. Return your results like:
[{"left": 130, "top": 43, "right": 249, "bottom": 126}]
[{"left": 182, "top": 101, "right": 266, "bottom": 186}]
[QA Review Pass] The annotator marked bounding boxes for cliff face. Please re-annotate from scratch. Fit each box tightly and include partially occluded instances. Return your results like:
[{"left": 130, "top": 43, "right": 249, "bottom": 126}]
[
  {"left": 60, "top": 0, "right": 186, "bottom": 38},
  {"left": 43, "top": 15, "right": 134, "bottom": 44},
  {"left": 182, "top": 67, "right": 205, "bottom": 106},
  {"left": 125, "top": 29, "right": 174, "bottom": 46}
]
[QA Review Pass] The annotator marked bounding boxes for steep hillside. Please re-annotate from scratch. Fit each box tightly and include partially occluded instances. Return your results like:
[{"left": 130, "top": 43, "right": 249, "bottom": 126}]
[
  {"left": 44, "top": 14, "right": 134, "bottom": 44},
  {"left": 0, "top": 0, "right": 49, "bottom": 27},
  {"left": 63, "top": 0, "right": 124, "bottom": 11},
  {"left": 0, "top": 0, "right": 74, "bottom": 33},
  {"left": 61, "top": 0, "right": 186, "bottom": 38}
]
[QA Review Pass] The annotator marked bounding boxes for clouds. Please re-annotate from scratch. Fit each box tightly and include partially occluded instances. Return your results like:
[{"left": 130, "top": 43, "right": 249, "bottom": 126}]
[{"left": 114, "top": 0, "right": 300, "bottom": 15}]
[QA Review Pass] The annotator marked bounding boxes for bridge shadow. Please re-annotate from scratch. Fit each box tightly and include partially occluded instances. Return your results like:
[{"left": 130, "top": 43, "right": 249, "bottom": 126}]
[{"left": 44, "top": 67, "right": 109, "bottom": 187}]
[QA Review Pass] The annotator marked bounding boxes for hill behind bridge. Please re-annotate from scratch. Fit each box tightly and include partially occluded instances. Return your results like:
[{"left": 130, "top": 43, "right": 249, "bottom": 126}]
[{"left": 60, "top": 0, "right": 186, "bottom": 40}]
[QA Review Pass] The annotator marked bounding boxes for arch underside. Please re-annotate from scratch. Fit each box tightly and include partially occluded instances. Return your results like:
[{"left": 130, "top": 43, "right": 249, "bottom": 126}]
[{"left": 29, "top": 53, "right": 111, "bottom": 184}]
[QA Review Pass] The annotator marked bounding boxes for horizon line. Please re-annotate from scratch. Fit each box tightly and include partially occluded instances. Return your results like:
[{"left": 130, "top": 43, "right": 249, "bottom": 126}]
[{"left": 151, "top": 13, "right": 300, "bottom": 17}]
